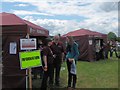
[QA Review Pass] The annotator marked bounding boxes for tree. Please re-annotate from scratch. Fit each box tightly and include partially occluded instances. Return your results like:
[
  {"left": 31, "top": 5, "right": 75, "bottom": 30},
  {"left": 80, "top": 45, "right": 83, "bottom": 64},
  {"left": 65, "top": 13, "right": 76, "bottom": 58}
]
[
  {"left": 107, "top": 32, "right": 117, "bottom": 41},
  {"left": 116, "top": 37, "right": 120, "bottom": 42}
]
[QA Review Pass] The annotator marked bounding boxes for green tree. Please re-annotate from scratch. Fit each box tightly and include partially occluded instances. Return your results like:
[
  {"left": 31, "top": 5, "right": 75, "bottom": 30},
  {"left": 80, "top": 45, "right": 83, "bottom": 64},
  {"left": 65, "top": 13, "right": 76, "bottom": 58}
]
[
  {"left": 107, "top": 32, "right": 117, "bottom": 41},
  {"left": 117, "top": 37, "right": 120, "bottom": 42}
]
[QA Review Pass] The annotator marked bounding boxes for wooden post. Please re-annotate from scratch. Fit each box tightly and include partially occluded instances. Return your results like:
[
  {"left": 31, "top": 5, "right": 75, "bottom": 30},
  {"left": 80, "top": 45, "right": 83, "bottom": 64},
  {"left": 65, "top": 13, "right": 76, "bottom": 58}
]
[
  {"left": 28, "top": 68, "right": 32, "bottom": 90},
  {"left": 26, "top": 33, "right": 32, "bottom": 90},
  {"left": 26, "top": 69, "right": 28, "bottom": 89}
]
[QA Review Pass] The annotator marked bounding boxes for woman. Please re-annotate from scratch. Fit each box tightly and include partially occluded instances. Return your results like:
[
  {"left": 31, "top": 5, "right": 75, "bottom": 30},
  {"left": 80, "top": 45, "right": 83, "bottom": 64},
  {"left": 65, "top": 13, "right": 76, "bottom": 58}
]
[
  {"left": 40, "top": 38, "right": 54, "bottom": 90},
  {"left": 66, "top": 36, "right": 79, "bottom": 89}
]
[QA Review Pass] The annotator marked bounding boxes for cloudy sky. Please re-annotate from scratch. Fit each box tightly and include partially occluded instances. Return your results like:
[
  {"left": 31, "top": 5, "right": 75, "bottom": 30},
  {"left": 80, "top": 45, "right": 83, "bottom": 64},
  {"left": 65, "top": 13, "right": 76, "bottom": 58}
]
[{"left": 1, "top": 0, "right": 119, "bottom": 36}]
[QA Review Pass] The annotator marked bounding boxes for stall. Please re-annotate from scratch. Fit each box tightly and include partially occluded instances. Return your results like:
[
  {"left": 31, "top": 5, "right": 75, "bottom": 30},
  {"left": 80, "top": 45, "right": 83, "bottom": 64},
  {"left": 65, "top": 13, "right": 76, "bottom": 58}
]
[
  {"left": 62, "top": 29, "right": 107, "bottom": 61},
  {"left": 0, "top": 12, "right": 49, "bottom": 88}
]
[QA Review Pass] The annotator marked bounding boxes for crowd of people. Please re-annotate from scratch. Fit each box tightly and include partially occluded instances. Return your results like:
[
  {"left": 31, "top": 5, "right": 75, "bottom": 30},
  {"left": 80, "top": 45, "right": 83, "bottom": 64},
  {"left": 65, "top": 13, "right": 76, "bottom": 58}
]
[
  {"left": 33, "top": 35, "right": 79, "bottom": 90},
  {"left": 95, "top": 40, "right": 119, "bottom": 61},
  {"left": 32, "top": 35, "right": 119, "bottom": 90}
]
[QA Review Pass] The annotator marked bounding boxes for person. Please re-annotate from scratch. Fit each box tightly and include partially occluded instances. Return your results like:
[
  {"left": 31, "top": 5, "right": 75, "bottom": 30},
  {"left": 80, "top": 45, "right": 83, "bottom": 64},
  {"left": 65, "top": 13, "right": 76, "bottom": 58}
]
[
  {"left": 109, "top": 41, "right": 113, "bottom": 59},
  {"left": 104, "top": 41, "right": 110, "bottom": 59},
  {"left": 95, "top": 40, "right": 101, "bottom": 61},
  {"left": 50, "top": 35, "right": 64, "bottom": 86},
  {"left": 110, "top": 41, "right": 118, "bottom": 59},
  {"left": 66, "top": 36, "right": 79, "bottom": 89},
  {"left": 40, "top": 38, "right": 54, "bottom": 90},
  {"left": 99, "top": 43, "right": 104, "bottom": 59}
]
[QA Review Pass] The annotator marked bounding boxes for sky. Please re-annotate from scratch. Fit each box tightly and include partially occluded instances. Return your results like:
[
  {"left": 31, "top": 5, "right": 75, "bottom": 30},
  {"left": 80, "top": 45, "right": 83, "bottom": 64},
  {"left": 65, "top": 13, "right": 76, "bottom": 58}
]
[{"left": 1, "top": 0, "right": 119, "bottom": 36}]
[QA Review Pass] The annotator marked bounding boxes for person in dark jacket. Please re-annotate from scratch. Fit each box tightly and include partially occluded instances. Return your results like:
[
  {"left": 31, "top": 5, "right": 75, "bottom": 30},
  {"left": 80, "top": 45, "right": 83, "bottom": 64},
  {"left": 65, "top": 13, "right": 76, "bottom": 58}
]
[
  {"left": 50, "top": 35, "right": 64, "bottom": 86},
  {"left": 95, "top": 40, "right": 101, "bottom": 61},
  {"left": 66, "top": 36, "right": 79, "bottom": 89},
  {"left": 40, "top": 38, "right": 54, "bottom": 90}
]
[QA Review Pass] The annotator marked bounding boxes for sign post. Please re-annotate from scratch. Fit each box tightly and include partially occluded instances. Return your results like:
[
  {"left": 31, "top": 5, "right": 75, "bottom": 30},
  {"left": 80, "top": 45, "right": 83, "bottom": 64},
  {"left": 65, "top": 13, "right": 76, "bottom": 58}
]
[
  {"left": 19, "top": 50, "right": 42, "bottom": 69},
  {"left": 29, "top": 68, "right": 32, "bottom": 90},
  {"left": 19, "top": 34, "right": 40, "bottom": 90},
  {"left": 27, "top": 34, "right": 32, "bottom": 90}
]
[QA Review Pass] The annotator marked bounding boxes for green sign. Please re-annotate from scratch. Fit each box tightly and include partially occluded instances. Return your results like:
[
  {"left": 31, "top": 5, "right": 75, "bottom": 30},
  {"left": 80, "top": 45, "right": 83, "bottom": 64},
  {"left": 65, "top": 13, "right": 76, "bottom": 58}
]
[{"left": 19, "top": 50, "right": 42, "bottom": 69}]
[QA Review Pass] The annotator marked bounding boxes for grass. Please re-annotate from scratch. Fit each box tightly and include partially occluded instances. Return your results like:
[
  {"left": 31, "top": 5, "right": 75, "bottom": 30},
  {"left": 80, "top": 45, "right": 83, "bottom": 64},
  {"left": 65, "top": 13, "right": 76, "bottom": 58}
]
[
  {"left": 32, "top": 54, "right": 119, "bottom": 88},
  {"left": 61, "top": 59, "right": 118, "bottom": 88}
]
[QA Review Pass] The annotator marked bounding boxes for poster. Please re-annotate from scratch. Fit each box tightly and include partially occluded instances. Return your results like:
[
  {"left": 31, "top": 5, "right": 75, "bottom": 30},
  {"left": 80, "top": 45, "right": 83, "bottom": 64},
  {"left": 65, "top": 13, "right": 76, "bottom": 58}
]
[
  {"left": 20, "top": 38, "right": 36, "bottom": 50},
  {"left": 89, "top": 40, "right": 92, "bottom": 45},
  {"left": 9, "top": 42, "right": 17, "bottom": 54},
  {"left": 19, "top": 50, "right": 42, "bottom": 69}
]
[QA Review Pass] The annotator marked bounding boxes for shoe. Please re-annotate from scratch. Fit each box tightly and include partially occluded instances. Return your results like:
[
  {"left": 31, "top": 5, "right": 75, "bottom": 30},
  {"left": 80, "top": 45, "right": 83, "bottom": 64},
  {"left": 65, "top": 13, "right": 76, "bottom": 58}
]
[
  {"left": 72, "top": 84, "right": 76, "bottom": 89},
  {"left": 66, "top": 86, "right": 71, "bottom": 89},
  {"left": 72, "top": 87, "right": 76, "bottom": 90},
  {"left": 67, "top": 83, "right": 71, "bottom": 87},
  {"left": 65, "top": 85, "right": 71, "bottom": 90},
  {"left": 72, "top": 86, "right": 76, "bottom": 90}
]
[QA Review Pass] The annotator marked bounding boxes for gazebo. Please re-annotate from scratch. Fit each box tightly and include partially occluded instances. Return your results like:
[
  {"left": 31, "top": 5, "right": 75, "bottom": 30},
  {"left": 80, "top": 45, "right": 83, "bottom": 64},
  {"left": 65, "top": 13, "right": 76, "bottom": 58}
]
[
  {"left": 62, "top": 29, "right": 107, "bottom": 61},
  {"left": 0, "top": 12, "right": 49, "bottom": 88}
]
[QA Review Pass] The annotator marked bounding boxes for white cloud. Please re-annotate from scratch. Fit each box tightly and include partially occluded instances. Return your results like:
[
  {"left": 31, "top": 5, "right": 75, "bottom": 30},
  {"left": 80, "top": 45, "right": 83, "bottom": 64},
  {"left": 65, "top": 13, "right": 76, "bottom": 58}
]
[
  {"left": 79, "top": 11, "right": 118, "bottom": 35},
  {"left": 12, "top": 2, "right": 117, "bottom": 18},
  {"left": 12, "top": 10, "right": 53, "bottom": 16},
  {"left": 14, "top": 4, "right": 29, "bottom": 7},
  {"left": 23, "top": 16, "right": 80, "bottom": 36},
  {"left": 2, "top": 1, "right": 119, "bottom": 36},
  {"left": 23, "top": 15, "right": 118, "bottom": 36},
  {"left": 4, "top": 1, "right": 118, "bottom": 17},
  {"left": 99, "top": 2, "right": 118, "bottom": 12},
  {"left": 27, "top": 2, "right": 97, "bottom": 16},
  {"left": 2, "top": 0, "right": 120, "bottom": 2}
]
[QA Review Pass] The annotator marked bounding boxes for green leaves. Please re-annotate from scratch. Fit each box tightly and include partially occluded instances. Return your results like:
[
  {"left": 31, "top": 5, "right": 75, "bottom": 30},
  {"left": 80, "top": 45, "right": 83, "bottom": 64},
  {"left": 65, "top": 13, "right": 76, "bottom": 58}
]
[{"left": 108, "top": 32, "right": 117, "bottom": 41}]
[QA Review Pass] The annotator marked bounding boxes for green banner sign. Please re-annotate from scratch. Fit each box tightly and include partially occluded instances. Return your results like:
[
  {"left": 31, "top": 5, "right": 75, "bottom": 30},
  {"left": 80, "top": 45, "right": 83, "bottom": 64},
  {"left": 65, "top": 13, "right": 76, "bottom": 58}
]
[{"left": 19, "top": 50, "right": 42, "bottom": 69}]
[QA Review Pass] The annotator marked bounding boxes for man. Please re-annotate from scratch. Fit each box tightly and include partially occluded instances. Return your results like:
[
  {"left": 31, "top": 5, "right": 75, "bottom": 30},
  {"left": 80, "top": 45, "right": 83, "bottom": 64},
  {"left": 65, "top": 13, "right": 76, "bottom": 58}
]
[
  {"left": 95, "top": 40, "right": 101, "bottom": 61},
  {"left": 104, "top": 41, "right": 110, "bottom": 59},
  {"left": 40, "top": 38, "right": 54, "bottom": 90},
  {"left": 50, "top": 35, "right": 64, "bottom": 86}
]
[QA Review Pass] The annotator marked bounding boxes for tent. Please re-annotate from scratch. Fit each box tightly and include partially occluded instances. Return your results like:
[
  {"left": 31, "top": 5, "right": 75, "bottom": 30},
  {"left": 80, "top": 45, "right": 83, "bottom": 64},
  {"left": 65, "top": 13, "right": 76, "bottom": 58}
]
[
  {"left": 0, "top": 12, "right": 49, "bottom": 88},
  {"left": 62, "top": 29, "right": 107, "bottom": 61}
]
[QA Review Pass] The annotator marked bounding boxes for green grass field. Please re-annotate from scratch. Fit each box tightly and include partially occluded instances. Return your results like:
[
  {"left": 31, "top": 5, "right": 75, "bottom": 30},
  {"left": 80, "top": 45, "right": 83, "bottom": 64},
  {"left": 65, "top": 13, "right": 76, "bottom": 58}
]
[
  {"left": 33, "top": 55, "right": 119, "bottom": 89},
  {"left": 61, "top": 59, "right": 118, "bottom": 88}
]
